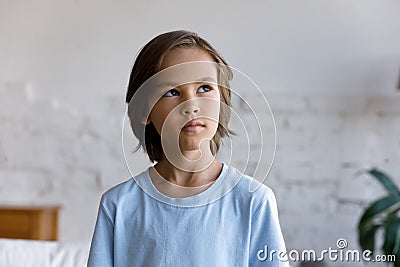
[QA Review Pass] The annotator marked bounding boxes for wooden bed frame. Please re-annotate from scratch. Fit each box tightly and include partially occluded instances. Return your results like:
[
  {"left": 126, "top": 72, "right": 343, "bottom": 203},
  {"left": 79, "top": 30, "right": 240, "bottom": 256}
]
[{"left": 0, "top": 206, "right": 60, "bottom": 241}]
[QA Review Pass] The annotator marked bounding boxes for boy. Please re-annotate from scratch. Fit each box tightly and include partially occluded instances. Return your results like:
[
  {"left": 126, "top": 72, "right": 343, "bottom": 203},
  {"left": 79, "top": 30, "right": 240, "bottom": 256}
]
[{"left": 88, "top": 30, "right": 288, "bottom": 266}]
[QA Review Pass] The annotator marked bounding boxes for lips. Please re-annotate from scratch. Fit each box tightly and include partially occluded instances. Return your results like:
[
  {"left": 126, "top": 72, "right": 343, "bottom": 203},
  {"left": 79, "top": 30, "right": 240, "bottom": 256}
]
[
  {"left": 183, "top": 120, "right": 205, "bottom": 128},
  {"left": 181, "top": 120, "right": 205, "bottom": 132}
]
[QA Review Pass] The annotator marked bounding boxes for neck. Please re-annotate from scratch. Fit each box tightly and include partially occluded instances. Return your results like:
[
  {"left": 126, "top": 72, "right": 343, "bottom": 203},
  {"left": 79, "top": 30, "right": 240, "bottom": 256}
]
[{"left": 154, "top": 157, "right": 222, "bottom": 187}]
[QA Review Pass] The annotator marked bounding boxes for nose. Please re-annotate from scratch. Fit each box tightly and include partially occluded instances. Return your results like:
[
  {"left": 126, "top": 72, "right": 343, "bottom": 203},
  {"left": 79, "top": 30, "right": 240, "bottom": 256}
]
[{"left": 181, "top": 101, "right": 200, "bottom": 116}]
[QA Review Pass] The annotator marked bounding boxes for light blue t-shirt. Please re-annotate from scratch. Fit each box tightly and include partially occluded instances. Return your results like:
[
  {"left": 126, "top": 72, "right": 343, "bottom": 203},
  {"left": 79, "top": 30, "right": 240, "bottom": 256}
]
[{"left": 88, "top": 164, "right": 289, "bottom": 266}]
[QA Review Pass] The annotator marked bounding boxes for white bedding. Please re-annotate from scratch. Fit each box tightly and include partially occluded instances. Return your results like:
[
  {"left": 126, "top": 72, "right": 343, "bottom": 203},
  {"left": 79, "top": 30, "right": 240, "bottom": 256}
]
[{"left": 0, "top": 238, "right": 90, "bottom": 267}]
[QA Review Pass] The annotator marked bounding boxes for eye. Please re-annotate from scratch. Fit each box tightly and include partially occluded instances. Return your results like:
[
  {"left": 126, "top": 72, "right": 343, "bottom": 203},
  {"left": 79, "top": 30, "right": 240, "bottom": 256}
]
[
  {"left": 197, "top": 85, "right": 213, "bottom": 93},
  {"left": 163, "top": 89, "right": 180, "bottom": 97}
]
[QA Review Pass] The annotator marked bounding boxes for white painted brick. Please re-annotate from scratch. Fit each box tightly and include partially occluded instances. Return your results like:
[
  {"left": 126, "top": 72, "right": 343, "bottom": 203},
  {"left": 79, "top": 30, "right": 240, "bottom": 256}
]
[
  {"left": 0, "top": 81, "right": 31, "bottom": 119},
  {"left": 0, "top": 168, "right": 53, "bottom": 203},
  {"left": 1, "top": 93, "right": 400, "bottom": 249},
  {"left": 276, "top": 183, "right": 339, "bottom": 249},
  {"left": 275, "top": 129, "right": 310, "bottom": 152},
  {"left": 268, "top": 96, "right": 308, "bottom": 114},
  {"left": 337, "top": 168, "right": 394, "bottom": 202},
  {"left": 272, "top": 158, "right": 314, "bottom": 183},
  {"left": 305, "top": 96, "right": 367, "bottom": 113},
  {"left": 1, "top": 132, "right": 63, "bottom": 169},
  {"left": 366, "top": 96, "right": 400, "bottom": 114},
  {"left": 283, "top": 113, "right": 344, "bottom": 132}
]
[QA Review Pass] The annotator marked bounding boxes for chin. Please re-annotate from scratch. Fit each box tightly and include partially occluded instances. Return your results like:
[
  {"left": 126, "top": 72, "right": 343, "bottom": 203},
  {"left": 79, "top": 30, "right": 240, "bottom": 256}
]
[
  {"left": 179, "top": 137, "right": 211, "bottom": 152},
  {"left": 179, "top": 142, "right": 201, "bottom": 151}
]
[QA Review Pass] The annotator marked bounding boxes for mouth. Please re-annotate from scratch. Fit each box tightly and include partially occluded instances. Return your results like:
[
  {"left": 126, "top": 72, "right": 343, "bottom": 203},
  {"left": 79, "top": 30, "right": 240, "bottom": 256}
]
[{"left": 181, "top": 119, "right": 205, "bottom": 132}]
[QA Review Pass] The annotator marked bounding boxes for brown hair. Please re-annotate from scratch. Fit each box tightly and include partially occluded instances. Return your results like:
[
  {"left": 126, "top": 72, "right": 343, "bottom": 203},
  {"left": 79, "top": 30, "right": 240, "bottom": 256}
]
[{"left": 126, "top": 30, "right": 233, "bottom": 162}]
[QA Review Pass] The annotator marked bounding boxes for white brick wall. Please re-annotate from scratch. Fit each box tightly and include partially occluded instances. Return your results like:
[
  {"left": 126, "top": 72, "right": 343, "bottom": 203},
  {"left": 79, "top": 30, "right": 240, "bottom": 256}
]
[
  {"left": 266, "top": 95, "right": 400, "bottom": 267},
  {"left": 2, "top": 79, "right": 400, "bottom": 265},
  {"left": 0, "top": 81, "right": 132, "bottom": 240}
]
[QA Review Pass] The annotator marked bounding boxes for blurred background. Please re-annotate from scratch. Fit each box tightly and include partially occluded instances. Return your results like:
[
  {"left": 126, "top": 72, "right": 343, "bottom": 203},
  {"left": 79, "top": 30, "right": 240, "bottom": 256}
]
[{"left": 1, "top": 0, "right": 399, "bottom": 266}]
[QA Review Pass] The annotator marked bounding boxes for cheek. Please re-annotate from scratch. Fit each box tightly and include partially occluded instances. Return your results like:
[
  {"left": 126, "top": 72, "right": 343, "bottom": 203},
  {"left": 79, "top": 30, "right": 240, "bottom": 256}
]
[
  {"left": 212, "top": 91, "right": 221, "bottom": 118},
  {"left": 200, "top": 98, "right": 220, "bottom": 135},
  {"left": 149, "top": 107, "right": 167, "bottom": 133},
  {"left": 200, "top": 97, "right": 220, "bottom": 122},
  {"left": 150, "top": 103, "right": 178, "bottom": 134}
]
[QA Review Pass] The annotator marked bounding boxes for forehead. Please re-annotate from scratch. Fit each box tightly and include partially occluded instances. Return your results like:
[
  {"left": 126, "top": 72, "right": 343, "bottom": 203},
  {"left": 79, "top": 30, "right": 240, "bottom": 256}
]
[
  {"left": 160, "top": 47, "right": 215, "bottom": 70},
  {"left": 152, "top": 47, "right": 218, "bottom": 88},
  {"left": 134, "top": 48, "right": 220, "bottom": 107}
]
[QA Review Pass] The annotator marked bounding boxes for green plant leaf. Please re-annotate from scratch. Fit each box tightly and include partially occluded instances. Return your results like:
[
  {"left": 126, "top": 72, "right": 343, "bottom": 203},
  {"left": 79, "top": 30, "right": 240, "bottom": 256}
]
[
  {"left": 359, "top": 194, "right": 400, "bottom": 230},
  {"left": 383, "top": 214, "right": 400, "bottom": 256},
  {"left": 368, "top": 168, "right": 400, "bottom": 195},
  {"left": 358, "top": 195, "right": 400, "bottom": 254},
  {"left": 359, "top": 223, "right": 380, "bottom": 252},
  {"left": 395, "top": 257, "right": 400, "bottom": 267}
]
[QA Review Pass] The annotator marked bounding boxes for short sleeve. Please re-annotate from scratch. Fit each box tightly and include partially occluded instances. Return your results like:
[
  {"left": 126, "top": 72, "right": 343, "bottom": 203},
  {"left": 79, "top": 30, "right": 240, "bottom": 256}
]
[
  {"left": 249, "top": 188, "right": 289, "bottom": 267},
  {"left": 87, "top": 197, "right": 114, "bottom": 267}
]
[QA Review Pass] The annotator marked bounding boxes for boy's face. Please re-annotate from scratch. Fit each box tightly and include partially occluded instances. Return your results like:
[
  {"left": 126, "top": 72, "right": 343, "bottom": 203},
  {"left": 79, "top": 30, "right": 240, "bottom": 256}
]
[{"left": 147, "top": 47, "right": 220, "bottom": 155}]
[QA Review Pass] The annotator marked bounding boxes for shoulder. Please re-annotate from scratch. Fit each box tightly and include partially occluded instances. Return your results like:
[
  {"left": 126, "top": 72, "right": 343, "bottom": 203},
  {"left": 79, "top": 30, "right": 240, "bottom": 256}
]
[
  {"left": 226, "top": 165, "right": 278, "bottom": 217},
  {"left": 227, "top": 165, "right": 276, "bottom": 200},
  {"left": 100, "top": 170, "right": 147, "bottom": 210}
]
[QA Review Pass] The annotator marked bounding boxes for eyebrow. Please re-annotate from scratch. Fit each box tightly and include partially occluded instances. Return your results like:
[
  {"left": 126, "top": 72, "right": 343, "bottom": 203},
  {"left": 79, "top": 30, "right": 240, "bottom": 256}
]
[
  {"left": 197, "top": 77, "right": 217, "bottom": 84},
  {"left": 156, "top": 77, "right": 217, "bottom": 88}
]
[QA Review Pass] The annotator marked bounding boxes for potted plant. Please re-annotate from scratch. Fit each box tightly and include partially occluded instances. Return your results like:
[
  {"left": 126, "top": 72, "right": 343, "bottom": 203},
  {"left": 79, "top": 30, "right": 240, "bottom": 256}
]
[{"left": 358, "top": 168, "right": 400, "bottom": 266}]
